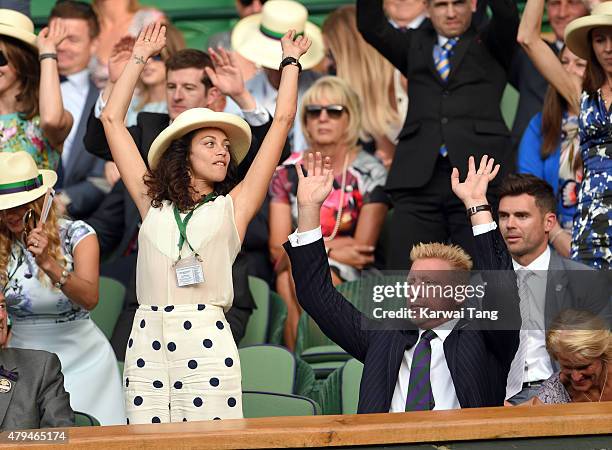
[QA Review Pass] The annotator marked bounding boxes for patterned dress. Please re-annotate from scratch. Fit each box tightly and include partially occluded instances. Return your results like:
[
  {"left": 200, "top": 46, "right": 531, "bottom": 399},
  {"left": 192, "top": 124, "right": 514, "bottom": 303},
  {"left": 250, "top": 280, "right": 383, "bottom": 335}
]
[
  {"left": 573, "top": 91, "right": 612, "bottom": 269},
  {"left": 536, "top": 372, "right": 571, "bottom": 404},
  {"left": 4, "top": 219, "right": 125, "bottom": 424},
  {"left": 0, "top": 113, "right": 60, "bottom": 170}
]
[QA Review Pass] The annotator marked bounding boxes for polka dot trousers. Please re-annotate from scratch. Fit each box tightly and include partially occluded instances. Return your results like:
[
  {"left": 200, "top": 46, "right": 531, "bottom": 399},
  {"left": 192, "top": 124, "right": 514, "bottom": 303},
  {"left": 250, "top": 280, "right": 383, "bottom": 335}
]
[{"left": 124, "top": 304, "right": 242, "bottom": 424}]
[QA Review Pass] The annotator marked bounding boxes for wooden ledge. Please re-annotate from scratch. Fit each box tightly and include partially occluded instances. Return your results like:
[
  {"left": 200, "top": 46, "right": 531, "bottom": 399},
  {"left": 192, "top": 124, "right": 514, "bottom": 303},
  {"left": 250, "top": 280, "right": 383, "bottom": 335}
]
[{"left": 3, "top": 403, "right": 612, "bottom": 449}]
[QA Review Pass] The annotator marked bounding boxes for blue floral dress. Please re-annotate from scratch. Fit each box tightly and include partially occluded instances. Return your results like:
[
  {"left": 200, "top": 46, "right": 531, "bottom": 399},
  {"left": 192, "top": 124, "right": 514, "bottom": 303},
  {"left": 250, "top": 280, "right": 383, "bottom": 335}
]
[
  {"left": 4, "top": 219, "right": 125, "bottom": 425},
  {"left": 573, "top": 91, "right": 612, "bottom": 269},
  {"left": 0, "top": 113, "right": 60, "bottom": 170}
]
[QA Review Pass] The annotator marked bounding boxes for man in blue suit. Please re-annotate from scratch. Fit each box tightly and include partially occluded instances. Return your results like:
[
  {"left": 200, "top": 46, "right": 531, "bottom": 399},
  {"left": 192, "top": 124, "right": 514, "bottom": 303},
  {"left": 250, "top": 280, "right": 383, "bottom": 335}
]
[{"left": 284, "top": 154, "right": 520, "bottom": 412}]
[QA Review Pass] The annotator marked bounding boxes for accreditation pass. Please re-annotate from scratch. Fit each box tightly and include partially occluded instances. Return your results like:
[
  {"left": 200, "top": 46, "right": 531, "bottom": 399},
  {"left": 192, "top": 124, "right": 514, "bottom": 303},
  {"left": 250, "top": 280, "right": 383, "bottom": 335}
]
[{"left": 175, "top": 255, "right": 204, "bottom": 287}]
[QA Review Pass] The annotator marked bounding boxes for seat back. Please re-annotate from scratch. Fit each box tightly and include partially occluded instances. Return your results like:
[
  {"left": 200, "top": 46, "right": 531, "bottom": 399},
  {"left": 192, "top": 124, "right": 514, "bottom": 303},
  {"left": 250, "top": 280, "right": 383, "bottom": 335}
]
[
  {"left": 242, "top": 391, "right": 320, "bottom": 418},
  {"left": 241, "top": 276, "right": 270, "bottom": 347},
  {"left": 239, "top": 345, "right": 296, "bottom": 394},
  {"left": 73, "top": 411, "right": 100, "bottom": 426},
  {"left": 341, "top": 359, "right": 364, "bottom": 414},
  {"left": 91, "top": 277, "right": 125, "bottom": 340},
  {"left": 267, "top": 291, "right": 287, "bottom": 345}
]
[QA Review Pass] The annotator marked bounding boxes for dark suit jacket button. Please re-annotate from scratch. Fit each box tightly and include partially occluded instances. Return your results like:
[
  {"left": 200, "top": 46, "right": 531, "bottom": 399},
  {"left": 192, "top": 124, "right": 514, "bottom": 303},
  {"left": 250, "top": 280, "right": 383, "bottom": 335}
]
[{"left": 441, "top": 117, "right": 449, "bottom": 124}]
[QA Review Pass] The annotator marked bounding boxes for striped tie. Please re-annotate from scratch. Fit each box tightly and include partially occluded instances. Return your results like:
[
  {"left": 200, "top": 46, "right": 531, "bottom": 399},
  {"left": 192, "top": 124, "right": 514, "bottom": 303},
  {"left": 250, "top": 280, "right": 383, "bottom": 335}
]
[
  {"left": 405, "top": 329, "right": 437, "bottom": 411},
  {"left": 435, "top": 38, "right": 458, "bottom": 81}
]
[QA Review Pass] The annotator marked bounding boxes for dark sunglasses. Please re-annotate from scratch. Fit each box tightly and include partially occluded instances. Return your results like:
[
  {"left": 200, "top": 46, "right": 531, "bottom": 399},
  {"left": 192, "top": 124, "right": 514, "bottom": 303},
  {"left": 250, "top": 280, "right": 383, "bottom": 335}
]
[
  {"left": 238, "top": 0, "right": 267, "bottom": 5},
  {"left": 305, "top": 104, "right": 346, "bottom": 120},
  {"left": 0, "top": 51, "right": 7, "bottom": 67},
  {"left": 151, "top": 54, "right": 163, "bottom": 62}
]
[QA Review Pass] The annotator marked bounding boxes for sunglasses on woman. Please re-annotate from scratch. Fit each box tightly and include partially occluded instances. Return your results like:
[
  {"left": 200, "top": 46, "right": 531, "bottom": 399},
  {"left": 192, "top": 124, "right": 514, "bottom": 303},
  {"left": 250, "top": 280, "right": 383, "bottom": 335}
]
[
  {"left": 0, "top": 51, "right": 7, "bottom": 67},
  {"left": 305, "top": 104, "right": 346, "bottom": 120}
]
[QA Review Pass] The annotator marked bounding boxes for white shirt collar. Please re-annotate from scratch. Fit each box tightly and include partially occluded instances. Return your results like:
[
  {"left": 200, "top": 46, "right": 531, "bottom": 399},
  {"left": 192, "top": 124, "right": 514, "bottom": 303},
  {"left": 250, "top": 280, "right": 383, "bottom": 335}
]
[
  {"left": 419, "top": 318, "right": 460, "bottom": 343},
  {"left": 389, "top": 14, "right": 427, "bottom": 30},
  {"left": 512, "top": 246, "right": 551, "bottom": 274},
  {"left": 63, "top": 68, "right": 90, "bottom": 90}
]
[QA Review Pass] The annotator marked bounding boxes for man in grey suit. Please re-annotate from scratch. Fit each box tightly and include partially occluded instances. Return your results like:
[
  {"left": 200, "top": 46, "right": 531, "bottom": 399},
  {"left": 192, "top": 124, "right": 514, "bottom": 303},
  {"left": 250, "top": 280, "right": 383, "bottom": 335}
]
[
  {"left": 498, "top": 174, "right": 610, "bottom": 404},
  {"left": 0, "top": 293, "right": 73, "bottom": 430},
  {"left": 50, "top": 1, "right": 107, "bottom": 219}
]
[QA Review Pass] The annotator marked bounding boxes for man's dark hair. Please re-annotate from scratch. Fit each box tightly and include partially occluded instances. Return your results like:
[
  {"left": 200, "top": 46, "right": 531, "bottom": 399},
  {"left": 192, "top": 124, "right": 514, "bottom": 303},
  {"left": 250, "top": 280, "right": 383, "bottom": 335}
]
[
  {"left": 165, "top": 49, "right": 214, "bottom": 90},
  {"left": 499, "top": 174, "right": 556, "bottom": 214},
  {"left": 50, "top": 1, "right": 100, "bottom": 39}
]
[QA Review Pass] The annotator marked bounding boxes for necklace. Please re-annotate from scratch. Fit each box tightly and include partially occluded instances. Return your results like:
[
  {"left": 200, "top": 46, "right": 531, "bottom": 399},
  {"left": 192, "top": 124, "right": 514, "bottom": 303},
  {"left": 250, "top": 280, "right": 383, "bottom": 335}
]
[
  {"left": 324, "top": 152, "right": 350, "bottom": 242},
  {"left": 582, "top": 365, "right": 608, "bottom": 402}
]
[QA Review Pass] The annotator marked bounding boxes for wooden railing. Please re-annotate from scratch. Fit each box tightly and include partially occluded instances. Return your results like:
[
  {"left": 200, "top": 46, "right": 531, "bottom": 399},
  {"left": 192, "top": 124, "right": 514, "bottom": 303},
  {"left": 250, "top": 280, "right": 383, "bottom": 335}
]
[{"left": 1, "top": 403, "right": 611, "bottom": 449}]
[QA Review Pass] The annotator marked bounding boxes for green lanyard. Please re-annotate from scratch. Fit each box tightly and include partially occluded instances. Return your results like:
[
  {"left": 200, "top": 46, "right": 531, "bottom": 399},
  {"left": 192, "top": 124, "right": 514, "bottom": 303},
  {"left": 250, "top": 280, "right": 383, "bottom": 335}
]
[{"left": 173, "top": 192, "right": 217, "bottom": 261}]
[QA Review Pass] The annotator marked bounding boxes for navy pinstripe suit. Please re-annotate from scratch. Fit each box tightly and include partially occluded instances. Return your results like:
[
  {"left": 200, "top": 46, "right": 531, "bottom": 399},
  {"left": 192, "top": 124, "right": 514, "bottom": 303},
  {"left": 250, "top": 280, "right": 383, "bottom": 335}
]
[{"left": 284, "top": 229, "right": 520, "bottom": 412}]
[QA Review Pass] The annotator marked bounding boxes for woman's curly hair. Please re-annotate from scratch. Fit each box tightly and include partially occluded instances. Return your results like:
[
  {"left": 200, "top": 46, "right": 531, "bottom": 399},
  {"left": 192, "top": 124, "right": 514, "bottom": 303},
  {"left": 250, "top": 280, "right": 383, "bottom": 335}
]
[{"left": 144, "top": 130, "right": 239, "bottom": 212}]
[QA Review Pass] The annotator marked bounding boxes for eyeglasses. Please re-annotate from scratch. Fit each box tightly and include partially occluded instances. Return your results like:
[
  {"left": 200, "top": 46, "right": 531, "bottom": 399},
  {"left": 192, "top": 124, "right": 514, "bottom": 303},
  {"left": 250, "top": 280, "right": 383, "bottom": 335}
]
[
  {"left": 151, "top": 54, "right": 163, "bottom": 62},
  {"left": 305, "top": 105, "right": 346, "bottom": 120},
  {"left": 0, "top": 51, "right": 7, "bottom": 67}
]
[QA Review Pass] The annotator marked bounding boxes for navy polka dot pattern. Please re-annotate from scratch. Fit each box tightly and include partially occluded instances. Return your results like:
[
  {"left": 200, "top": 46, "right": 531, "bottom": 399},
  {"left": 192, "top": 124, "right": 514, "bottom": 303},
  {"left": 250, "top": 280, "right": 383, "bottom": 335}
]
[
  {"left": 134, "top": 396, "right": 143, "bottom": 406},
  {"left": 225, "top": 358, "right": 233, "bottom": 367},
  {"left": 152, "top": 416, "right": 161, "bottom": 423},
  {"left": 193, "top": 397, "right": 203, "bottom": 407},
  {"left": 210, "top": 377, "right": 219, "bottom": 387},
  {"left": 216, "top": 321, "right": 224, "bottom": 330},
  {"left": 137, "top": 358, "right": 145, "bottom": 368},
  {"left": 228, "top": 397, "right": 236, "bottom": 407},
  {"left": 174, "top": 381, "right": 183, "bottom": 389},
  {"left": 188, "top": 360, "right": 198, "bottom": 369},
  {"left": 197, "top": 304, "right": 205, "bottom": 311},
  {"left": 213, "top": 417, "right": 221, "bottom": 420},
  {"left": 128, "top": 338, "right": 133, "bottom": 348},
  {"left": 140, "top": 319, "right": 146, "bottom": 328},
  {"left": 182, "top": 418, "right": 187, "bottom": 422},
  {"left": 164, "top": 306, "right": 174, "bottom": 312},
  {"left": 184, "top": 321, "right": 192, "bottom": 330},
  {"left": 127, "top": 418, "right": 130, "bottom": 424},
  {"left": 167, "top": 342, "right": 176, "bottom": 352},
  {"left": 152, "top": 340, "right": 161, "bottom": 350},
  {"left": 151, "top": 306, "right": 158, "bottom": 311},
  {"left": 125, "top": 378, "right": 129, "bottom": 387},
  {"left": 203, "top": 339, "right": 213, "bottom": 348},
  {"left": 153, "top": 380, "right": 163, "bottom": 388}
]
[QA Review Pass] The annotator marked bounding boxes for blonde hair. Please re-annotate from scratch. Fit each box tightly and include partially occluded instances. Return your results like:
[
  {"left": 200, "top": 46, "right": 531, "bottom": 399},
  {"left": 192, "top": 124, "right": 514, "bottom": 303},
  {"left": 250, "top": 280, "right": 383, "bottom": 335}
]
[
  {"left": 546, "top": 310, "right": 611, "bottom": 366},
  {"left": 300, "top": 76, "right": 362, "bottom": 149},
  {"left": 410, "top": 242, "right": 473, "bottom": 271},
  {"left": 322, "top": 5, "right": 401, "bottom": 143},
  {"left": 135, "top": 21, "right": 186, "bottom": 111},
  {"left": 0, "top": 198, "right": 65, "bottom": 288}
]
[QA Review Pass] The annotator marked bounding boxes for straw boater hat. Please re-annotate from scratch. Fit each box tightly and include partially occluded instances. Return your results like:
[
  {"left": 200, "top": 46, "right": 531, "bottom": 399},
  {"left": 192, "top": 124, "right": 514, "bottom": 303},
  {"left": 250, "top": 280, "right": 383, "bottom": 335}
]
[
  {"left": 0, "top": 152, "right": 57, "bottom": 211},
  {"left": 0, "top": 9, "right": 38, "bottom": 50},
  {"left": 148, "top": 108, "right": 252, "bottom": 170},
  {"left": 231, "top": 0, "right": 324, "bottom": 70},
  {"left": 565, "top": 2, "right": 612, "bottom": 60}
]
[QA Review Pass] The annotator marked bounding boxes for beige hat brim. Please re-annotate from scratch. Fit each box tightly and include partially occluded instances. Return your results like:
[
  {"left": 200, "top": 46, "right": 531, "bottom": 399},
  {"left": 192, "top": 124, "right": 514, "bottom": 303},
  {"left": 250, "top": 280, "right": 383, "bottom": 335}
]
[
  {"left": 148, "top": 109, "right": 252, "bottom": 170},
  {"left": 231, "top": 14, "right": 324, "bottom": 70},
  {"left": 0, "top": 24, "right": 37, "bottom": 50},
  {"left": 0, "top": 169, "right": 57, "bottom": 211},
  {"left": 565, "top": 16, "right": 612, "bottom": 60}
]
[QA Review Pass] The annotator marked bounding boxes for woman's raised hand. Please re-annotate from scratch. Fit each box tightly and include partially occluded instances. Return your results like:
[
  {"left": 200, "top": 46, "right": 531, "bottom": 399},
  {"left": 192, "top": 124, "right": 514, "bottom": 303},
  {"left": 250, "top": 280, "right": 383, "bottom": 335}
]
[
  {"left": 37, "top": 18, "right": 68, "bottom": 54},
  {"left": 132, "top": 22, "right": 166, "bottom": 63},
  {"left": 280, "top": 30, "right": 312, "bottom": 60},
  {"left": 296, "top": 152, "right": 333, "bottom": 209},
  {"left": 108, "top": 36, "right": 135, "bottom": 84}
]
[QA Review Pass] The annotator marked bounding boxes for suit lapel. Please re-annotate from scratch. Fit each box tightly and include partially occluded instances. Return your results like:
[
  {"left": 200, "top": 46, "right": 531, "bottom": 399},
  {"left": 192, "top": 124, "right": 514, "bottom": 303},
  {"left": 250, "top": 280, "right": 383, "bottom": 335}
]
[
  {"left": 0, "top": 363, "right": 17, "bottom": 428},
  {"left": 64, "top": 79, "right": 99, "bottom": 181},
  {"left": 544, "top": 250, "right": 568, "bottom": 328},
  {"left": 447, "top": 27, "right": 476, "bottom": 81},
  {"left": 386, "top": 330, "right": 417, "bottom": 409},
  {"left": 421, "top": 28, "right": 444, "bottom": 82}
]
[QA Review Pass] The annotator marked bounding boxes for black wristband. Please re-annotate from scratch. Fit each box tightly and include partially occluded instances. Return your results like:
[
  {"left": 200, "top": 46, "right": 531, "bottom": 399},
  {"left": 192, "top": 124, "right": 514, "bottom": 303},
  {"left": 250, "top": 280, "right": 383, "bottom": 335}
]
[
  {"left": 39, "top": 53, "right": 58, "bottom": 62},
  {"left": 279, "top": 56, "right": 302, "bottom": 73},
  {"left": 466, "top": 204, "right": 492, "bottom": 217}
]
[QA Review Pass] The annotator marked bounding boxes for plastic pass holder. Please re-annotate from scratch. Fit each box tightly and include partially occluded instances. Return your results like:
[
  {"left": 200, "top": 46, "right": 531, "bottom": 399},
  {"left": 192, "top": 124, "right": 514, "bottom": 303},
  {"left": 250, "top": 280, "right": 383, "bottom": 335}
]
[{"left": 174, "top": 253, "right": 204, "bottom": 287}]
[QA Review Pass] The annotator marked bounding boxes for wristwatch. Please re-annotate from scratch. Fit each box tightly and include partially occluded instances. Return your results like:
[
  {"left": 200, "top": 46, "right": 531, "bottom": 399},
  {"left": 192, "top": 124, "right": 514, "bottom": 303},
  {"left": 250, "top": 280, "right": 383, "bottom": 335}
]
[
  {"left": 466, "top": 204, "right": 492, "bottom": 218},
  {"left": 54, "top": 269, "right": 69, "bottom": 289},
  {"left": 279, "top": 56, "right": 302, "bottom": 73}
]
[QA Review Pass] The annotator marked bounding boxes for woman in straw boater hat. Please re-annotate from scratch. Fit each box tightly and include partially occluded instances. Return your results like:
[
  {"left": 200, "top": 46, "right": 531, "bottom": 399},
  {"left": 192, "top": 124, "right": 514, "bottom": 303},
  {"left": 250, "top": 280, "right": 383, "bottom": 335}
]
[
  {"left": 518, "top": 0, "right": 612, "bottom": 269},
  {"left": 100, "top": 22, "right": 310, "bottom": 424},
  {"left": 0, "top": 152, "right": 125, "bottom": 425},
  {"left": 0, "top": 9, "right": 72, "bottom": 170}
]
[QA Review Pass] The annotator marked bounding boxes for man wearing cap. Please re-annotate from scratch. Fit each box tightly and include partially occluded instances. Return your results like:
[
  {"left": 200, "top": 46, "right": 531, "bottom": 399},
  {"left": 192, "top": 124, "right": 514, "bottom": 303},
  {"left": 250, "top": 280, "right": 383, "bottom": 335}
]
[
  {"left": 0, "top": 291, "right": 74, "bottom": 430},
  {"left": 357, "top": 0, "right": 519, "bottom": 268},
  {"left": 232, "top": 0, "right": 323, "bottom": 153}
]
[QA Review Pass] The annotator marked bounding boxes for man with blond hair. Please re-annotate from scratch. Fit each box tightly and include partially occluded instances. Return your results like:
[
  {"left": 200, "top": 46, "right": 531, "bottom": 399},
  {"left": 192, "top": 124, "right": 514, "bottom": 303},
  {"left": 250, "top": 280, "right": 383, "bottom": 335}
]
[{"left": 284, "top": 154, "right": 520, "bottom": 412}]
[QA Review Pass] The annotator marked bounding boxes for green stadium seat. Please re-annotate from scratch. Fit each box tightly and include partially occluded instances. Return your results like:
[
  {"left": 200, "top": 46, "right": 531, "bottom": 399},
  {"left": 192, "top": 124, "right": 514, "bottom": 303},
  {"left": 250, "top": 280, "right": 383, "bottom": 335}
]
[
  {"left": 73, "top": 411, "right": 100, "bottom": 427},
  {"left": 341, "top": 359, "right": 364, "bottom": 415},
  {"left": 241, "top": 276, "right": 270, "bottom": 347},
  {"left": 91, "top": 277, "right": 125, "bottom": 341},
  {"left": 242, "top": 391, "right": 320, "bottom": 418},
  {"left": 239, "top": 345, "right": 296, "bottom": 394}
]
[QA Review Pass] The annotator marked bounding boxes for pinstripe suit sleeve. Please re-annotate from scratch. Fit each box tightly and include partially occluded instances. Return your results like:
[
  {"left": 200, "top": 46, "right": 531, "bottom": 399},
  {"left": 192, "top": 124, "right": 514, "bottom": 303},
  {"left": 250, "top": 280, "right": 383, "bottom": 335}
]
[
  {"left": 472, "top": 228, "right": 521, "bottom": 369},
  {"left": 284, "top": 238, "right": 370, "bottom": 361}
]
